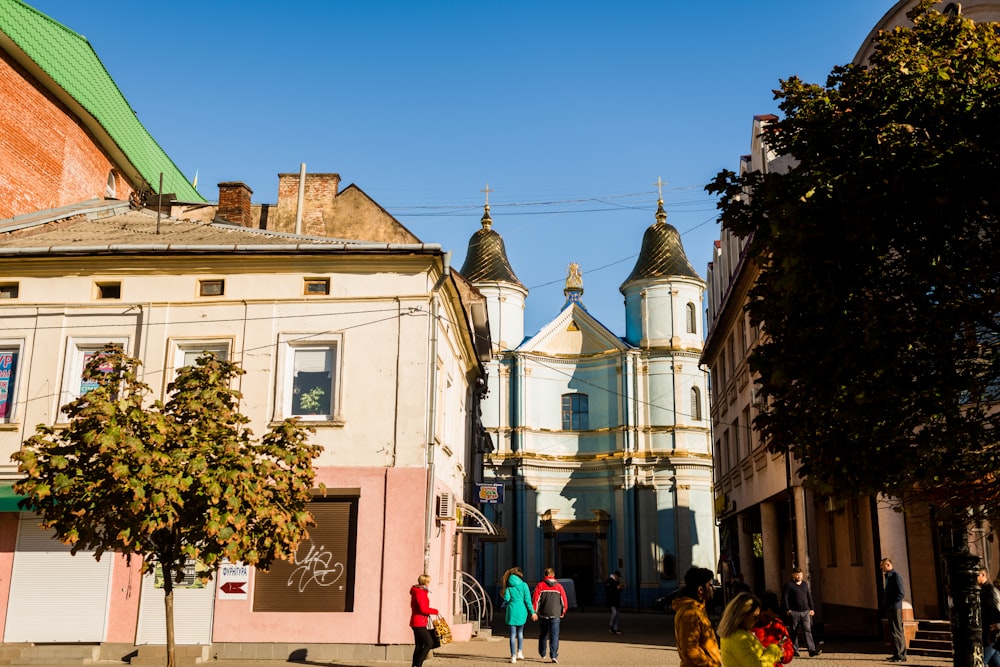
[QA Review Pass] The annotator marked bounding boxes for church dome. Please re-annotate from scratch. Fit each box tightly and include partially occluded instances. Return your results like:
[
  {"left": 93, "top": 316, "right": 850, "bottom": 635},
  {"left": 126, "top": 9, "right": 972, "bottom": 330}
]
[
  {"left": 620, "top": 199, "right": 700, "bottom": 291},
  {"left": 459, "top": 204, "right": 524, "bottom": 287}
]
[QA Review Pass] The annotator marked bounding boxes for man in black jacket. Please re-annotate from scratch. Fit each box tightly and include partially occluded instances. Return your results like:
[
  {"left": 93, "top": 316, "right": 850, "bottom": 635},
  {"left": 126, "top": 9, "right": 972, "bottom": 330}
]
[
  {"left": 881, "top": 558, "right": 907, "bottom": 662},
  {"left": 782, "top": 567, "right": 820, "bottom": 657},
  {"left": 979, "top": 568, "right": 1000, "bottom": 667},
  {"left": 605, "top": 570, "right": 624, "bottom": 635}
]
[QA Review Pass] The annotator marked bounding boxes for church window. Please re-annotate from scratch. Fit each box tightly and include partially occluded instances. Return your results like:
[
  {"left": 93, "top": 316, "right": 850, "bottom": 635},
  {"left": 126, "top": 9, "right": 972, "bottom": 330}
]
[
  {"left": 690, "top": 386, "right": 702, "bottom": 421},
  {"left": 561, "top": 393, "right": 589, "bottom": 430},
  {"left": 686, "top": 302, "right": 697, "bottom": 334},
  {"left": 105, "top": 170, "right": 116, "bottom": 198}
]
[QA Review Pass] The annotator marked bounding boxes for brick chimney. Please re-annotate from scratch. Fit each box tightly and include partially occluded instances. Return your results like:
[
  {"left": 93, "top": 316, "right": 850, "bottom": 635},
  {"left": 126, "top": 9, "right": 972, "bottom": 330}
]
[
  {"left": 217, "top": 182, "right": 253, "bottom": 227},
  {"left": 275, "top": 172, "right": 340, "bottom": 235}
]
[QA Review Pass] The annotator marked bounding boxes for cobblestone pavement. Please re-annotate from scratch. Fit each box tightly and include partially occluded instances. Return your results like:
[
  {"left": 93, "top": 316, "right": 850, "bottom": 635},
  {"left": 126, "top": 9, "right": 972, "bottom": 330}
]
[{"left": 157, "top": 610, "right": 953, "bottom": 667}]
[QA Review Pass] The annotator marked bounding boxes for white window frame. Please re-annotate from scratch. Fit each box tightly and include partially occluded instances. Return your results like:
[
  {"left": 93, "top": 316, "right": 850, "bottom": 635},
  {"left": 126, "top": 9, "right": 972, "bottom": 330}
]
[
  {"left": 171, "top": 339, "right": 232, "bottom": 373},
  {"left": 0, "top": 339, "right": 25, "bottom": 423},
  {"left": 275, "top": 333, "right": 343, "bottom": 422},
  {"left": 60, "top": 337, "right": 130, "bottom": 410}
]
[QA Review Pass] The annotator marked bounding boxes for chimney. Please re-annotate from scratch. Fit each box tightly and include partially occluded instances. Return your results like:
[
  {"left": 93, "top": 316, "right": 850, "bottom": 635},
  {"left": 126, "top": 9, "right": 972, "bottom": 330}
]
[
  {"left": 217, "top": 182, "right": 254, "bottom": 227},
  {"left": 275, "top": 172, "right": 340, "bottom": 235}
]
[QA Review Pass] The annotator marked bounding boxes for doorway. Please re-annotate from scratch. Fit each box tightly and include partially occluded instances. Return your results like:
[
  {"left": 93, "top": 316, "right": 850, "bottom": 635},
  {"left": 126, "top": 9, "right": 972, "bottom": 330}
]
[{"left": 559, "top": 543, "right": 596, "bottom": 606}]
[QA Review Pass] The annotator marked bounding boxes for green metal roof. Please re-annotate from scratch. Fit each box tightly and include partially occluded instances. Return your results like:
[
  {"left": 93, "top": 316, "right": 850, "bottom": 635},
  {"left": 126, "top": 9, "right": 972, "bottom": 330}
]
[{"left": 0, "top": 0, "right": 203, "bottom": 202}]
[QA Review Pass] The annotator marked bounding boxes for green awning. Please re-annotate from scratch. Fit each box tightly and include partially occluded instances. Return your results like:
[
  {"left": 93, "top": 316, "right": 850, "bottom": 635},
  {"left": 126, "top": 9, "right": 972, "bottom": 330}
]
[{"left": 0, "top": 481, "right": 26, "bottom": 512}]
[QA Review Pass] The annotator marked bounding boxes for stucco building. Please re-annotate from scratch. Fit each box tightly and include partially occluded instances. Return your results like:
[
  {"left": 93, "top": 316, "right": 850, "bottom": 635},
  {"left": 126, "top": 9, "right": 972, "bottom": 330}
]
[{"left": 463, "top": 198, "right": 717, "bottom": 608}]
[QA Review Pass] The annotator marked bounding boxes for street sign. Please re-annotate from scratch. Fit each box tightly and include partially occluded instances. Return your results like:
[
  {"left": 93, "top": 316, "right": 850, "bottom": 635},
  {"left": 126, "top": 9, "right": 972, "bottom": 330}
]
[{"left": 218, "top": 562, "right": 249, "bottom": 600}]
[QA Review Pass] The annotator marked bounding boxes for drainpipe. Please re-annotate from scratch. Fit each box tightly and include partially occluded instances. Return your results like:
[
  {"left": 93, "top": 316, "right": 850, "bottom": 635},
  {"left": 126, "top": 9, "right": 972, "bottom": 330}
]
[
  {"left": 294, "top": 163, "right": 306, "bottom": 236},
  {"left": 424, "top": 253, "right": 451, "bottom": 577}
]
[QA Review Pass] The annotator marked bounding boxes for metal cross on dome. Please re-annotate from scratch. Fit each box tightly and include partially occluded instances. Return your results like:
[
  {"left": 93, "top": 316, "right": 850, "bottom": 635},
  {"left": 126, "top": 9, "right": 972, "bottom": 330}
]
[
  {"left": 481, "top": 183, "right": 493, "bottom": 206},
  {"left": 654, "top": 176, "right": 666, "bottom": 200}
]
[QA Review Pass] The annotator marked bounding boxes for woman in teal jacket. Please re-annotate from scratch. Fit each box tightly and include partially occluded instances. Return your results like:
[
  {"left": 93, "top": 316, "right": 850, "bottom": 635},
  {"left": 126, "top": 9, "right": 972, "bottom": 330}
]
[{"left": 502, "top": 567, "right": 537, "bottom": 663}]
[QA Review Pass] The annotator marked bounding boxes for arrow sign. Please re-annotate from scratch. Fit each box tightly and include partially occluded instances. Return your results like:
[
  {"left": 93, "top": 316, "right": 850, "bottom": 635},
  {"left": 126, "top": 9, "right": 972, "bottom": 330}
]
[{"left": 220, "top": 581, "right": 246, "bottom": 595}]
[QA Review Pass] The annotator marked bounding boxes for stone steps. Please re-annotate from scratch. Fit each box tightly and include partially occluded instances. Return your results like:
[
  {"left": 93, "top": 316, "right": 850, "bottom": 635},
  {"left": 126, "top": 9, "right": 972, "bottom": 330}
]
[{"left": 908, "top": 620, "right": 952, "bottom": 659}]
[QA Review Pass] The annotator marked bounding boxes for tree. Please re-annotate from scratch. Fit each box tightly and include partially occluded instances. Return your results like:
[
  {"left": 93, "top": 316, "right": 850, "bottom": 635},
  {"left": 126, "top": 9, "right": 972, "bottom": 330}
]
[
  {"left": 13, "top": 345, "right": 321, "bottom": 667},
  {"left": 707, "top": 3, "right": 1000, "bottom": 665}
]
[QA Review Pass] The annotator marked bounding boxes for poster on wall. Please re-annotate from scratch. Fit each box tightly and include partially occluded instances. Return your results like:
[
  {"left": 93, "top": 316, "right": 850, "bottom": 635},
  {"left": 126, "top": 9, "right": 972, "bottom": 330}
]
[
  {"left": 0, "top": 351, "right": 15, "bottom": 419},
  {"left": 252, "top": 497, "right": 358, "bottom": 612}
]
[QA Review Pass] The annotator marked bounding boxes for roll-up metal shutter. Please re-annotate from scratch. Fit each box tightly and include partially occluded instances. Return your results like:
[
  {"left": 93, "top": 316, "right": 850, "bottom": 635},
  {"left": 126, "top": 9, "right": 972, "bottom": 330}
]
[
  {"left": 135, "top": 561, "right": 215, "bottom": 645},
  {"left": 4, "top": 515, "right": 112, "bottom": 642}
]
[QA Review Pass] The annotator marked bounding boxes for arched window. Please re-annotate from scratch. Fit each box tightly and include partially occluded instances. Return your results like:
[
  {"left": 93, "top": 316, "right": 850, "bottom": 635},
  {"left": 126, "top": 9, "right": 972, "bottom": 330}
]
[
  {"left": 690, "top": 386, "right": 702, "bottom": 421},
  {"left": 561, "top": 393, "right": 589, "bottom": 430},
  {"left": 105, "top": 170, "right": 116, "bottom": 198},
  {"left": 686, "top": 302, "right": 697, "bottom": 334}
]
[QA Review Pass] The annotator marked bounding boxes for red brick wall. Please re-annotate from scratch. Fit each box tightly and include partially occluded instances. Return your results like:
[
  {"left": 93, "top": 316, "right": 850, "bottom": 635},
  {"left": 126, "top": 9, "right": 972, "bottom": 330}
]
[{"left": 0, "top": 49, "right": 135, "bottom": 219}]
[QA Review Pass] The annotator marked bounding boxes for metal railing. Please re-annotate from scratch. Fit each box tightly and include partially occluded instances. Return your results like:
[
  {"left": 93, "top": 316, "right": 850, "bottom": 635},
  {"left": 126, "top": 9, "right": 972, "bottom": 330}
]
[{"left": 457, "top": 570, "right": 492, "bottom": 628}]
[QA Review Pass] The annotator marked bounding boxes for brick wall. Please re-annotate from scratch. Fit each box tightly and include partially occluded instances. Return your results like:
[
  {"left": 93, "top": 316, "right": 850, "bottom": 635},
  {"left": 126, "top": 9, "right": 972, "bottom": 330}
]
[
  {"left": 0, "top": 49, "right": 134, "bottom": 219},
  {"left": 273, "top": 172, "right": 340, "bottom": 234}
]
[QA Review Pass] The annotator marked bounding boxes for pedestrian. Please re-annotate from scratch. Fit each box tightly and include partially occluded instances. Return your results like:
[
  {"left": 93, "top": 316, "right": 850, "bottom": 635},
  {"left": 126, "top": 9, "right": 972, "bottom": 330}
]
[
  {"left": 754, "top": 591, "right": 795, "bottom": 666},
  {"left": 532, "top": 567, "right": 568, "bottom": 664},
  {"left": 502, "top": 566, "right": 537, "bottom": 664},
  {"left": 719, "top": 592, "right": 785, "bottom": 667},
  {"left": 978, "top": 567, "right": 1000, "bottom": 667},
  {"left": 605, "top": 569, "right": 624, "bottom": 634},
  {"left": 733, "top": 572, "right": 751, "bottom": 595},
  {"left": 782, "top": 567, "right": 820, "bottom": 657},
  {"left": 408, "top": 574, "right": 438, "bottom": 667},
  {"left": 880, "top": 558, "right": 907, "bottom": 662},
  {"left": 673, "top": 566, "right": 723, "bottom": 667}
]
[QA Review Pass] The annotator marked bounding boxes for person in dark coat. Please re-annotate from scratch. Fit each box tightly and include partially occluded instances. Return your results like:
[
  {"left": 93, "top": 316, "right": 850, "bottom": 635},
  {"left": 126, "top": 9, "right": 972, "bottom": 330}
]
[
  {"left": 881, "top": 558, "right": 906, "bottom": 662},
  {"left": 605, "top": 570, "right": 624, "bottom": 634},
  {"left": 979, "top": 568, "right": 1000, "bottom": 667},
  {"left": 409, "top": 574, "right": 439, "bottom": 667}
]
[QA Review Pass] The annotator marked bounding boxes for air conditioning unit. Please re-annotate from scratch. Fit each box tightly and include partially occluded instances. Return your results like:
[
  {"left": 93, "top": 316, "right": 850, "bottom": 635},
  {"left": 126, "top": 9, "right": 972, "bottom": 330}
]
[
  {"left": 436, "top": 492, "right": 456, "bottom": 521},
  {"left": 750, "top": 385, "right": 764, "bottom": 408}
]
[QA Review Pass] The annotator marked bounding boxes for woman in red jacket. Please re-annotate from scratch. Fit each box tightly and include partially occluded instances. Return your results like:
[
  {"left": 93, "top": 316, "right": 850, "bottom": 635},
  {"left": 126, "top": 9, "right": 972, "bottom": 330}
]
[{"left": 410, "top": 574, "right": 439, "bottom": 667}]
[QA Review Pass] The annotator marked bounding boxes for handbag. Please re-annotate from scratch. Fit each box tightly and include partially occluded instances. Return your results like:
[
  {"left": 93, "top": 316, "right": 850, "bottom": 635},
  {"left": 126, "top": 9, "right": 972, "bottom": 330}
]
[{"left": 432, "top": 616, "right": 453, "bottom": 646}]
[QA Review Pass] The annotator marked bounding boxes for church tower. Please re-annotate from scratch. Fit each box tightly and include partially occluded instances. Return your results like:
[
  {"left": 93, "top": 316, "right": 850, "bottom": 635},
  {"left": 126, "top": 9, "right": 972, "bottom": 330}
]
[
  {"left": 619, "top": 195, "right": 716, "bottom": 573},
  {"left": 459, "top": 201, "right": 527, "bottom": 352}
]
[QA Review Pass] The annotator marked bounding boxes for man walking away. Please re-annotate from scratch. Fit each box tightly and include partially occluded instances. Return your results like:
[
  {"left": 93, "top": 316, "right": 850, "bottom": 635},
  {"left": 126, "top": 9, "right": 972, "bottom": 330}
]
[
  {"left": 881, "top": 558, "right": 907, "bottom": 662},
  {"left": 978, "top": 567, "right": 1000, "bottom": 667},
  {"left": 782, "top": 567, "right": 820, "bottom": 657},
  {"left": 673, "top": 566, "right": 722, "bottom": 667},
  {"left": 533, "top": 568, "right": 567, "bottom": 664},
  {"left": 605, "top": 570, "right": 624, "bottom": 634}
]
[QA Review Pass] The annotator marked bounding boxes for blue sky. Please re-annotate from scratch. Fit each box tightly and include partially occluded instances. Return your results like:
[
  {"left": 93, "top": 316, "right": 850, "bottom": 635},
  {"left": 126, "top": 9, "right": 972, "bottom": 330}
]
[{"left": 29, "top": 0, "right": 897, "bottom": 337}]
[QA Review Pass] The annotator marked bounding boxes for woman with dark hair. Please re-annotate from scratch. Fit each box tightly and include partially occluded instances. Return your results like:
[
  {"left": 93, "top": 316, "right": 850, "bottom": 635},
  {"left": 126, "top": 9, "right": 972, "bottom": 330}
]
[
  {"left": 719, "top": 592, "right": 785, "bottom": 667},
  {"left": 502, "top": 566, "right": 537, "bottom": 663},
  {"left": 409, "top": 574, "right": 438, "bottom": 667}
]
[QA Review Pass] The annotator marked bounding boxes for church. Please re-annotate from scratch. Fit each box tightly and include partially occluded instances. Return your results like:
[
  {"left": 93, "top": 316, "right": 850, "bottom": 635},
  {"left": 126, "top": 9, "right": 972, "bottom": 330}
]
[{"left": 460, "top": 196, "right": 717, "bottom": 608}]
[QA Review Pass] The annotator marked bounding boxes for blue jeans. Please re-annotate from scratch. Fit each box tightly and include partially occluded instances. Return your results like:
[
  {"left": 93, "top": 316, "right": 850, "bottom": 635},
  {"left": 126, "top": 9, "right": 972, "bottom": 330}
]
[
  {"left": 609, "top": 605, "right": 620, "bottom": 631},
  {"left": 509, "top": 623, "right": 524, "bottom": 656},
  {"left": 985, "top": 643, "right": 1000, "bottom": 667},
  {"left": 539, "top": 616, "right": 561, "bottom": 659}
]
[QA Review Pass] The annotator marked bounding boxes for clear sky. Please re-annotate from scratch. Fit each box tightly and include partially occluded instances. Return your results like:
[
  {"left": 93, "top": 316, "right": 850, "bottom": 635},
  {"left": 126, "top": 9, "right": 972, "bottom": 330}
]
[{"left": 28, "top": 0, "right": 898, "bottom": 338}]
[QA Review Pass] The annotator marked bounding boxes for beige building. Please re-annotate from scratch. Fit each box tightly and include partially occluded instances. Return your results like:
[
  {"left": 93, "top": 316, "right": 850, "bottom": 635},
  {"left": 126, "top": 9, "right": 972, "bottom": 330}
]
[
  {"left": 0, "top": 181, "right": 493, "bottom": 660},
  {"left": 703, "top": 0, "right": 1000, "bottom": 640}
]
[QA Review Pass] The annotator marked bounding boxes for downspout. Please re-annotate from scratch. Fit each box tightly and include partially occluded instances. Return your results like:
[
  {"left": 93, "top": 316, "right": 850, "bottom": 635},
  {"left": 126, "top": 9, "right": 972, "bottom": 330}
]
[
  {"left": 294, "top": 163, "right": 306, "bottom": 236},
  {"left": 20, "top": 308, "right": 41, "bottom": 443},
  {"left": 424, "top": 253, "right": 451, "bottom": 576}
]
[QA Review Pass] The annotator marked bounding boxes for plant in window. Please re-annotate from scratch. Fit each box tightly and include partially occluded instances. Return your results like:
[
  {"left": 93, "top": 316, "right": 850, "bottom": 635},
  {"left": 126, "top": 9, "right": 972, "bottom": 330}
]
[{"left": 298, "top": 386, "right": 326, "bottom": 414}]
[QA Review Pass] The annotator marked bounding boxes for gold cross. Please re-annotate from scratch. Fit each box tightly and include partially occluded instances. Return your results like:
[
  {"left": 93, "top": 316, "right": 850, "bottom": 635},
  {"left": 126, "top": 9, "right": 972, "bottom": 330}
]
[
  {"left": 653, "top": 177, "right": 666, "bottom": 200},
  {"left": 481, "top": 183, "right": 494, "bottom": 206}
]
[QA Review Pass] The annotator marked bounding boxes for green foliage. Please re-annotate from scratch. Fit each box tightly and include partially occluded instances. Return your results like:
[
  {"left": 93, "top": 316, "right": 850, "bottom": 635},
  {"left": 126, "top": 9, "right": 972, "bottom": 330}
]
[
  {"left": 707, "top": 2, "right": 1000, "bottom": 512},
  {"left": 13, "top": 344, "right": 323, "bottom": 578}
]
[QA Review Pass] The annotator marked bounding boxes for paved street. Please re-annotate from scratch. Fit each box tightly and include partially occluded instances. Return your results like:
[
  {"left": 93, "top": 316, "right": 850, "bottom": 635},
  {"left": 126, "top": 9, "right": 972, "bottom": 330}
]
[{"left": 161, "top": 611, "right": 953, "bottom": 667}]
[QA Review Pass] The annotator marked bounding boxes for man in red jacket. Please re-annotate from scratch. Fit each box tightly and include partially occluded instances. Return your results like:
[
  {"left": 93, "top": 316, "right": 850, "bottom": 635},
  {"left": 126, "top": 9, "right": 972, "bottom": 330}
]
[{"left": 532, "top": 568, "right": 568, "bottom": 663}]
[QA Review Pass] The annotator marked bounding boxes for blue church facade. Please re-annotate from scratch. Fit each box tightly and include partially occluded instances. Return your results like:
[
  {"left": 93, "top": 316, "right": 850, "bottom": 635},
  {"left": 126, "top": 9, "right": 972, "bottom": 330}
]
[{"left": 461, "top": 199, "right": 717, "bottom": 609}]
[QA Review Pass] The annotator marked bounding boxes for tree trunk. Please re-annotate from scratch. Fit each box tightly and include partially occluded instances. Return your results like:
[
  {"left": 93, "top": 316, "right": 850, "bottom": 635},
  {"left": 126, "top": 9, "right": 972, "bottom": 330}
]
[
  {"left": 163, "top": 562, "right": 176, "bottom": 667},
  {"left": 948, "top": 550, "right": 983, "bottom": 667}
]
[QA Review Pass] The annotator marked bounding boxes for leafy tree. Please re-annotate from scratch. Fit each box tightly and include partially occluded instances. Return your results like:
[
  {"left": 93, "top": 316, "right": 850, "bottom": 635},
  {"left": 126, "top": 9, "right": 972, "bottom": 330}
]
[
  {"left": 13, "top": 345, "right": 321, "bottom": 667},
  {"left": 708, "top": 3, "right": 1000, "bottom": 664}
]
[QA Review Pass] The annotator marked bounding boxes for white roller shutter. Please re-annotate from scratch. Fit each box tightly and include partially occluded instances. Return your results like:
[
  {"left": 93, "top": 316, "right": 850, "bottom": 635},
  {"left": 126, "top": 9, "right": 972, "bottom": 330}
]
[
  {"left": 135, "top": 563, "right": 215, "bottom": 645},
  {"left": 5, "top": 515, "right": 112, "bottom": 642}
]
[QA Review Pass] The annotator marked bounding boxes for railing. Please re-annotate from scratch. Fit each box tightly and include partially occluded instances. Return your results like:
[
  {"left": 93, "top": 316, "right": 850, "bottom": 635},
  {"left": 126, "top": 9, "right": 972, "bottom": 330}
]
[{"left": 457, "top": 570, "right": 492, "bottom": 628}]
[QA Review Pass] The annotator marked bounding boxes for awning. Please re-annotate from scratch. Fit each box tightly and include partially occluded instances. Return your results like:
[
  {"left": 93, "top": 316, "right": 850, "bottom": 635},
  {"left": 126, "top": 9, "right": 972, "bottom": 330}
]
[{"left": 0, "top": 481, "right": 26, "bottom": 512}]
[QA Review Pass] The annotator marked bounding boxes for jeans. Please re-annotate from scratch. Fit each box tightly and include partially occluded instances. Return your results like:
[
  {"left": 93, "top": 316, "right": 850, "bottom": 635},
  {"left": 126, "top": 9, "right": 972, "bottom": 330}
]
[
  {"left": 609, "top": 605, "right": 620, "bottom": 631},
  {"left": 539, "top": 616, "right": 561, "bottom": 659},
  {"left": 788, "top": 610, "right": 817, "bottom": 654},
  {"left": 986, "top": 643, "right": 1000, "bottom": 667},
  {"left": 509, "top": 623, "right": 525, "bottom": 656}
]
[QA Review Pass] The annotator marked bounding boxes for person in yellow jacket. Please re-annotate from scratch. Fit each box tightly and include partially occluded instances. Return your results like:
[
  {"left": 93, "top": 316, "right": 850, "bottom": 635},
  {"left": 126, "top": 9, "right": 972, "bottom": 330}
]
[
  {"left": 672, "top": 567, "right": 722, "bottom": 667},
  {"left": 719, "top": 592, "right": 787, "bottom": 667}
]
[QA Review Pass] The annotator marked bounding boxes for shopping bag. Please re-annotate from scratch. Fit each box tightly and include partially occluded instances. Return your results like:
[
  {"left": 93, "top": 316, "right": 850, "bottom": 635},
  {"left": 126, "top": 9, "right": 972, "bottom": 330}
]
[{"left": 432, "top": 616, "right": 453, "bottom": 646}]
